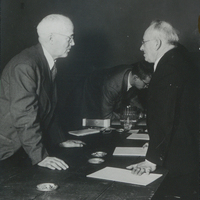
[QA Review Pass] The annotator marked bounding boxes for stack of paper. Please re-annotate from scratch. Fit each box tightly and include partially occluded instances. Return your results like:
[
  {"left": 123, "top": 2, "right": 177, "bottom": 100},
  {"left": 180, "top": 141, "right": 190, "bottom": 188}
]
[
  {"left": 68, "top": 129, "right": 100, "bottom": 136},
  {"left": 87, "top": 167, "right": 162, "bottom": 186},
  {"left": 113, "top": 147, "right": 147, "bottom": 156}
]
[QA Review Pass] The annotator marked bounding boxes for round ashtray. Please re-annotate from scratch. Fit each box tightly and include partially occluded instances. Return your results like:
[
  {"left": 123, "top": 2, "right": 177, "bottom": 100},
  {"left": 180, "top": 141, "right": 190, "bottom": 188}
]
[
  {"left": 91, "top": 151, "right": 107, "bottom": 157},
  {"left": 88, "top": 158, "right": 104, "bottom": 164},
  {"left": 37, "top": 183, "right": 58, "bottom": 191}
]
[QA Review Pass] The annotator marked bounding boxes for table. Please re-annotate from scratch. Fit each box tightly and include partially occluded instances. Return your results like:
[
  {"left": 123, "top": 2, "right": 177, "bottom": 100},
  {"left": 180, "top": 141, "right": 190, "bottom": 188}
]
[{"left": 0, "top": 126, "right": 168, "bottom": 200}]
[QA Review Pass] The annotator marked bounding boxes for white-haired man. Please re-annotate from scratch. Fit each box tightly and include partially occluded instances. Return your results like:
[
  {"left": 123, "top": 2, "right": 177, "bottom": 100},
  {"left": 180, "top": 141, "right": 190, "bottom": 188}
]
[
  {"left": 127, "top": 20, "right": 199, "bottom": 199},
  {"left": 0, "top": 14, "right": 85, "bottom": 170}
]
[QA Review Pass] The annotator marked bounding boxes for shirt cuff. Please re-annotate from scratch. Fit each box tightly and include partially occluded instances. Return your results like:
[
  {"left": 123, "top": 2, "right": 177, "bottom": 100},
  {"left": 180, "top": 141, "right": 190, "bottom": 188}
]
[{"left": 145, "top": 159, "right": 156, "bottom": 166}]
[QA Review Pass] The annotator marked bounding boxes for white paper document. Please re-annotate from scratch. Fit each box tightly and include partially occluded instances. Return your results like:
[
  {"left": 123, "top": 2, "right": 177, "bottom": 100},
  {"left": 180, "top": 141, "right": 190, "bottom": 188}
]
[
  {"left": 68, "top": 129, "right": 100, "bottom": 136},
  {"left": 87, "top": 167, "right": 162, "bottom": 186},
  {"left": 113, "top": 147, "right": 147, "bottom": 156},
  {"left": 127, "top": 133, "right": 149, "bottom": 140}
]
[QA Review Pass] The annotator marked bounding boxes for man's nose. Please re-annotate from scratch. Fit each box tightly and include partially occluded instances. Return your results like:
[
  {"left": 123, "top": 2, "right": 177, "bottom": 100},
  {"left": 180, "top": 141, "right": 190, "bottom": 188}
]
[{"left": 71, "top": 38, "right": 75, "bottom": 46}]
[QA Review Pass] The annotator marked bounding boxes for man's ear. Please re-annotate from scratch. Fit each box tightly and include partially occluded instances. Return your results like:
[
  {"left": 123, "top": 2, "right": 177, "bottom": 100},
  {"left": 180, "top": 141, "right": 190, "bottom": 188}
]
[
  {"left": 132, "top": 75, "right": 138, "bottom": 80},
  {"left": 132, "top": 75, "right": 139, "bottom": 83},
  {"left": 49, "top": 33, "right": 55, "bottom": 44},
  {"left": 155, "top": 38, "right": 162, "bottom": 50},
  {"left": 129, "top": 74, "right": 138, "bottom": 86}
]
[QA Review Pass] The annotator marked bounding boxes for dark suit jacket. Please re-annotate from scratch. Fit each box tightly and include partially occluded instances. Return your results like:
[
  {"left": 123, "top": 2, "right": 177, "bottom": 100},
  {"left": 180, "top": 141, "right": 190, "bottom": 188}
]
[
  {"left": 81, "top": 64, "right": 138, "bottom": 120},
  {"left": 0, "top": 44, "right": 66, "bottom": 165},
  {"left": 146, "top": 45, "right": 199, "bottom": 176}
]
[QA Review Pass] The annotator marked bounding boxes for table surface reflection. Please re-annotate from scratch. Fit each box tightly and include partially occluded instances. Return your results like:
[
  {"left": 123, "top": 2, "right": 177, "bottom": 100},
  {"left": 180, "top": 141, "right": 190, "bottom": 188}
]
[{"left": 0, "top": 125, "right": 167, "bottom": 200}]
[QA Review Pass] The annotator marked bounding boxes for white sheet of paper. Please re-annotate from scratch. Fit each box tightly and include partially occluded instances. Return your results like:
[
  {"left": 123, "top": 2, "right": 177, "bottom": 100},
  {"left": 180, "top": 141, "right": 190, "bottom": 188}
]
[
  {"left": 127, "top": 133, "right": 149, "bottom": 140},
  {"left": 113, "top": 147, "right": 147, "bottom": 156},
  {"left": 87, "top": 167, "right": 162, "bottom": 186}
]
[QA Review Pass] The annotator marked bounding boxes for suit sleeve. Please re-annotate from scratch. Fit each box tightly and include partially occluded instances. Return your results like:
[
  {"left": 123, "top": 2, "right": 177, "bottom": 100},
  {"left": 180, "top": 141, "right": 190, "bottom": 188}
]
[
  {"left": 46, "top": 113, "right": 67, "bottom": 146},
  {"left": 101, "top": 85, "right": 120, "bottom": 119},
  {"left": 10, "top": 64, "right": 48, "bottom": 165},
  {"left": 146, "top": 67, "right": 182, "bottom": 166}
]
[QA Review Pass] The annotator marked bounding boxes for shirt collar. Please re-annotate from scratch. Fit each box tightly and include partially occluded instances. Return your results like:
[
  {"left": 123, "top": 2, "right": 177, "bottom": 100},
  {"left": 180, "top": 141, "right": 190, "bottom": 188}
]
[
  {"left": 153, "top": 56, "right": 162, "bottom": 72},
  {"left": 41, "top": 45, "right": 55, "bottom": 70},
  {"left": 127, "top": 71, "right": 132, "bottom": 91}
]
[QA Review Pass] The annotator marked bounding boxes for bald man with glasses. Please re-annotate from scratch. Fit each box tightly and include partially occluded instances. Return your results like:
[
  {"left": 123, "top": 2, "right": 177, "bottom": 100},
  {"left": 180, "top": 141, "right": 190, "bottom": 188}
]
[{"left": 0, "top": 14, "right": 85, "bottom": 170}]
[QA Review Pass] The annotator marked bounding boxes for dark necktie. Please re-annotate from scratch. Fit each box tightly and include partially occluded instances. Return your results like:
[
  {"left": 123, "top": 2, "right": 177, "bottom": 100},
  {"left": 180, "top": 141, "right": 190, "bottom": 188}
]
[{"left": 51, "top": 64, "right": 57, "bottom": 82}]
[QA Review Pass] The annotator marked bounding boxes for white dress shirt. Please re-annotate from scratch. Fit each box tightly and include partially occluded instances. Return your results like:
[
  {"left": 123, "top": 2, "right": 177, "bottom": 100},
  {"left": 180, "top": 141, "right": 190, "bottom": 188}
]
[{"left": 41, "top": 45, "right": 55, "bottom": 70}]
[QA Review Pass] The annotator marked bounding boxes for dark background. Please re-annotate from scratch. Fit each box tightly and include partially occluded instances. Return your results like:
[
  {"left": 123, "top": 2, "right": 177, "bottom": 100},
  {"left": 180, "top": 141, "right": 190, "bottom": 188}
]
[{"left": 1, "top": 0, "right": 200, "bottom": 122}]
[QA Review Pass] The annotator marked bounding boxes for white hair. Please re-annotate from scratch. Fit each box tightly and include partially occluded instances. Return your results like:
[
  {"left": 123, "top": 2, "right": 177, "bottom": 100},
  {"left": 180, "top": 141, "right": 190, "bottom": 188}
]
[
  {"left": 148, "top": 20, "right": 179, "bottom": 45},
  {"left": 37, "top": 14, "right": 73, "bottom": 39}
]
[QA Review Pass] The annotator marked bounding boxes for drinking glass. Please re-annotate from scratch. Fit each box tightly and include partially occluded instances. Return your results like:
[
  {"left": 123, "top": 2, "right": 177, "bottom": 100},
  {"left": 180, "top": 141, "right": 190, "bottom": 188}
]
[{"left": 120, "top": 106, "right": 138, "bottom": 130}]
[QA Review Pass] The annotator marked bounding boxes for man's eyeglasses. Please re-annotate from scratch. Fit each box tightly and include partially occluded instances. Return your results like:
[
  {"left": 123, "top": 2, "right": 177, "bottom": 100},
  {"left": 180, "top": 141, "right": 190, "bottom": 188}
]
[
  {"left": 141, "top": 79, "right": 149, "bottom": 88},
  {"left": 52, "top": 32, "right": 74, "bottom": 43}
]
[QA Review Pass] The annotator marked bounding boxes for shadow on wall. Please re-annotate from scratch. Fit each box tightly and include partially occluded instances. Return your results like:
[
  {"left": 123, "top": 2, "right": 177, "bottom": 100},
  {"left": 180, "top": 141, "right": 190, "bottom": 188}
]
[
  {"left": 73, "top": 30, "right": 112, "bottom": 72},
  {"left": 56, "top": 30, "right": 112, "bottom": 127}
]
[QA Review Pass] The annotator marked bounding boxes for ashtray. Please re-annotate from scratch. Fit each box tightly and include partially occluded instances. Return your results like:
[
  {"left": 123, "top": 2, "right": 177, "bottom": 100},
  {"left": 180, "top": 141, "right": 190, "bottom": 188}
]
[
  {"left": 91, "top": 151, "right": 107, "bottom": 157},
  {"left": 88, "top": 158, "right": 104, "bottom": 164},
  {"left": 36, "top": 183, "right": 58, "bottom": 191}
]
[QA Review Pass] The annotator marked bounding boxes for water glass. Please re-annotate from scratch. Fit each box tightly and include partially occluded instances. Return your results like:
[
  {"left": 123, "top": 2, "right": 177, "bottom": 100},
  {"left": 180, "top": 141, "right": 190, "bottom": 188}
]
[{"left": 120, "top": 106, "right": 138, "bottom": 130}]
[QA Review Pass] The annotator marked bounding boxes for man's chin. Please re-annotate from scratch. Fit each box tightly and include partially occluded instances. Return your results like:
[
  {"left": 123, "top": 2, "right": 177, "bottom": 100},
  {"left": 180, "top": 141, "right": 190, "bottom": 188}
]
[
  {"left": 60, "top": 53, "right": 69, "bottom": 58},
  {"left": 144, "top": 57, "right": 154, "bottom": 63}
]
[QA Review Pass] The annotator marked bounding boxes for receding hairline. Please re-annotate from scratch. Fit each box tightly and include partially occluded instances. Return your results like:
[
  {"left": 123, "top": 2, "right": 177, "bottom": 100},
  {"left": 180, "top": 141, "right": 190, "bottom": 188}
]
[
  {"left": 37, "top": 14, "right": 73, "bottom": 36},
  {"left": 145, "top": 20, "right": 179, "bottom": 44}
]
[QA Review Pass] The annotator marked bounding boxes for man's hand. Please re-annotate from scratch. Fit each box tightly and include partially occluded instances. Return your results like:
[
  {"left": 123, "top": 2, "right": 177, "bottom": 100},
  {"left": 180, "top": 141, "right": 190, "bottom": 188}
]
[
  {"left": 38, "top": 157, "right": 68, "bottom": 170},
  {"left": 126, "top": 160, "right": 156, "bottom": 175},
  {"left": 59, "top": 140, "right": 86, "bottom": 148}
]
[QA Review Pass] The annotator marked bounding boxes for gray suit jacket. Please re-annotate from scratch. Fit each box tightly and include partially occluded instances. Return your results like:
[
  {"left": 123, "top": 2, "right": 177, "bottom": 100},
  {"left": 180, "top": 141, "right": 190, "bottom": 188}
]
[
  {"left": 81, "top": 65, "right": 137, "bottom": 120},
  {"left": 0, "top": 44, "right": 65, "bottom": 165}
]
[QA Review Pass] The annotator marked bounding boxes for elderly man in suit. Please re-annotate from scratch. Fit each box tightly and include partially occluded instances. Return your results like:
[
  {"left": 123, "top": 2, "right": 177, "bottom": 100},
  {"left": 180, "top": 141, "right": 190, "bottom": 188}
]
[
  {"left": 127, "top": 20, "right": 199, "bottom": 199},
  {"left": 0, "top": 14, "right": 85, "bottom": 170}
]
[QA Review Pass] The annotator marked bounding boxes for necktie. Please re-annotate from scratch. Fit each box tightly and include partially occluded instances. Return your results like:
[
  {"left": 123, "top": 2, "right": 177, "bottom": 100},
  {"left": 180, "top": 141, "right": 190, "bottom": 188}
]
[{"left": 51, "top": 64, "right": 57, "bottom": 82}]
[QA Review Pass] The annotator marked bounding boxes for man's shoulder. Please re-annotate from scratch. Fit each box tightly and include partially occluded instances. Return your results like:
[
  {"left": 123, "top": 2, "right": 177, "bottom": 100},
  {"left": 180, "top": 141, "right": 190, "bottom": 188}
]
[
  {"left": 164, "top": 44, "right": 190, "bottom": 62},
  {"left": 17, "top": 43, "right": 43, "bottom": 59},
  {"left": 9, "top": 44, "right": 45, "bottom": 66},
  {"left": 158, "top": 45, "right": 191, "bottom": 70}
]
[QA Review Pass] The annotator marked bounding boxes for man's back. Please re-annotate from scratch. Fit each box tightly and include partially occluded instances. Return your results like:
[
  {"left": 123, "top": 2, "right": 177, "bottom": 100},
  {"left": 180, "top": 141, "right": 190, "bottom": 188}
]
[
  {"left": 0, "top": 44, "right": 51, "bottom": 163},
  {"left": 81, "top": 65, "right": 133, "bottom": 119}
]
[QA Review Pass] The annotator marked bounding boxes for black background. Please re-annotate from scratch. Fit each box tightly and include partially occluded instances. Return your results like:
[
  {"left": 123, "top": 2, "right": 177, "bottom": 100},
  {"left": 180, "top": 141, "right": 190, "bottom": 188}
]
[{"left": 1, "top": 0, "right": 200, "bottom": 118}]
